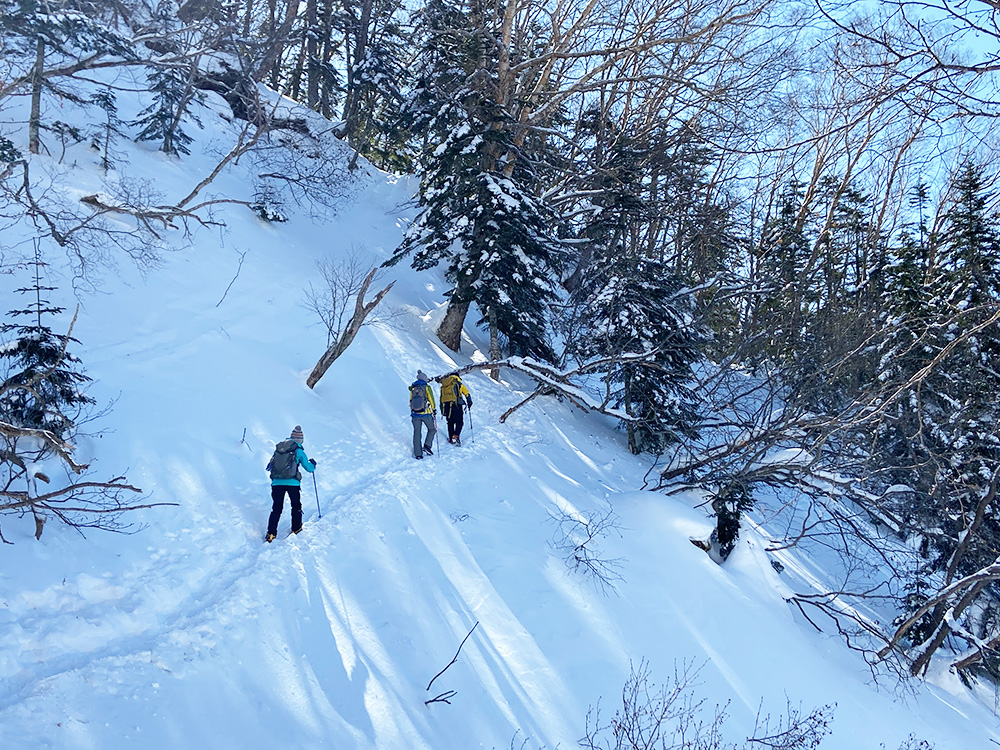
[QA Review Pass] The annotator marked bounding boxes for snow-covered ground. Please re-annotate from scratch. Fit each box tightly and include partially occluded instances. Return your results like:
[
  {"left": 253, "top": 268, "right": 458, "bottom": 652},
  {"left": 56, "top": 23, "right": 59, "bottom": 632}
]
[{"left": 1, "top": 76, "right": 999, "bottom": 750}]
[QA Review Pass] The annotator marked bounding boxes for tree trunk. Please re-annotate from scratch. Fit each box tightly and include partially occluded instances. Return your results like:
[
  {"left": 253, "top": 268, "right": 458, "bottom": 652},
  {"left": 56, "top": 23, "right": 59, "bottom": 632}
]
[
  {"left": 437, "top": 298, "right": 470, "bottom": 353},
  {"left": 306, "top": 269, "right": 393, "bottom": 388},
  {"left": 563, "top": 242, "right": 593, "bottom": 294},
  {"left": 253, "top": 0, "right": 302, "bottom": 83},
  {"left": 29, "top": 39, "right": 44, "bottom": 155},
  {"left": 319, "top": 0, "right": 335, "bottom": 118},
  {"left": 305, "top": 0, "right": 319, "bottom": 109},
  {"left": 243, "top": 0, "right": 254, "bottom": 37},
  {"left": 307, "top": 338, "right": 350, "bottom": 389},
  {"left": 289, "top": 42, "right": 305, "bottom": 101},
  {"left": 164, "top": 62, "right": 197, "bottom": 155},
  {"left": 488, "top": 306, "right": 501, "bottom": 381},
  {"left": 436, "top": 263, "right": 478, "bottom": 352},
  {"left": 910, "top": 579, "right": 988, "bottom": 676},
  {"left": 343, "top": 0, "right": 374, "bottom": 154}
]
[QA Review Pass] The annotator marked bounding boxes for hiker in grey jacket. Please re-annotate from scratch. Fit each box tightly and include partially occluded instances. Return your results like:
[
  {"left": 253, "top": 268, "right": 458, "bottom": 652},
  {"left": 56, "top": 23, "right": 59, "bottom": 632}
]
[
  {"left": 265, "top": 425, "right": 316, "bottom": 541},
  {"left": 410, "top": 370, "right": 437, "bottom": 459}
]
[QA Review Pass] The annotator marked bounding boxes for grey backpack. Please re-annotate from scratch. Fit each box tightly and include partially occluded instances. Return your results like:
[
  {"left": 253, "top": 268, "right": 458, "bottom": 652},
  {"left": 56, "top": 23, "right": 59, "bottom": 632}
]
[
  {"left": 410, "top": 383, "right": 428, "bottom": 413},
  {"left": 268, "top": 440, "right": 300, "bottom": 480}
]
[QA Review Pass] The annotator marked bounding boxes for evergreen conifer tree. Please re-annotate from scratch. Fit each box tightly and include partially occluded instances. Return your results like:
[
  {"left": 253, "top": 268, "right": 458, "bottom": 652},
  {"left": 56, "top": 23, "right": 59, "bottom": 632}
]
[
  {"left": 558, "top": 111, "right": 709, "bottom": 453},
  {"left": 571, "top": 250, "right": 703, "bottom": 454},
  {"left": 400, "top": 0, "right": 475, "bottom": 166},
  {"left": 133, "top": 64, "right": 201, "bottom": 156},
  {"left": 89, "top": 89, "right": 126, "bottom": 172},
  {"left": 397, "top": 97, "right": 565, "bottom": 359},
  {"left": 919, "top": 161, "right": 1000, "bottom": 576},
  {"left": 131, "top": 3, "right": 201, "bottom": 156},
  {"left": 866, "top": 163, "right": 1000, "bottom": 676},
  {"left": 871, "top": 183, "right": 935, "bottom": 500},
  {"left": 0, "top": 254, "right": 94, "bottom": 446},
  {"left": 654, "top": 125, "right": 737, "bottom": 282},
  {"left": 648, "top": 123, "right": 743, "bottom": 358},
  {"left": 564, "top": 121, "right": 703, "bottom": 453},
  {"left": 339, "top": 0, "right": 409, "bottom": 169},
  {"left": 0, "top": 0, "right": 134, "bottom": 63},
  {"left": 0, "top": 0, "right": 136, "bottom": 155},
  {"left": 792, "top": 180, "right": 886, "bottom": 412},
  {"left": 751, "top": 180, "right": 811, "bottom": 364},
  {"left": 391, "top": 0, "right": 566, "bottom": 359}
]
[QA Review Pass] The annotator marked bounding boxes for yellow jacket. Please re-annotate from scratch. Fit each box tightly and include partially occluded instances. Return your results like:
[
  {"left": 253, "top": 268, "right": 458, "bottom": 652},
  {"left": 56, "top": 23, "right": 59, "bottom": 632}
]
[{"left": 439, "top": 374, "right": 471, "bottom": 405}]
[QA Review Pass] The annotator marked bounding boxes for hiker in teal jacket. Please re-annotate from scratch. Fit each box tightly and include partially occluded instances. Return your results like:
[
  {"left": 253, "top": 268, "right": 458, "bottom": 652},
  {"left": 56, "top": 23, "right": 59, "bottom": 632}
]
[{"left": 265, "top": 425, "right": 316, "bottom": 542}]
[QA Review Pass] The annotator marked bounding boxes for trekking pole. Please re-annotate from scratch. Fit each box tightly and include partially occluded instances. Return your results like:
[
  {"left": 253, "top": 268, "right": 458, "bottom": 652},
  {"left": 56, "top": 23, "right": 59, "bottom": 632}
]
[
  {"left": 467, "top": 404, "right": 474, "bottom": 444},
  {"left": 312, "top": 471, "right": 322, "bottom": 519}
]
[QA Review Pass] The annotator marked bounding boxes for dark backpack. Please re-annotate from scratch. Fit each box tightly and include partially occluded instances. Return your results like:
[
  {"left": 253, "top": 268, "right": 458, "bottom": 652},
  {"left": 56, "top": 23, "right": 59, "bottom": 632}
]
[
  {"left": 268, "top": 440, "right": 300, "bottom": 480},
  {"left": 410, "top": 382, "right": 428, "bottom": 413}
]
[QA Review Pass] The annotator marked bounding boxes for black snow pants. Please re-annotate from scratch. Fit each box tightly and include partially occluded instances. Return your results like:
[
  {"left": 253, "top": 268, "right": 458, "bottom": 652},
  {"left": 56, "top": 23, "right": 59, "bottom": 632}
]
[
  {"left": 442, "top": 401, "right": 465, "bottom": 442},
  {"left": 267, "top": 485, "right": 302, "bottom": 536}
]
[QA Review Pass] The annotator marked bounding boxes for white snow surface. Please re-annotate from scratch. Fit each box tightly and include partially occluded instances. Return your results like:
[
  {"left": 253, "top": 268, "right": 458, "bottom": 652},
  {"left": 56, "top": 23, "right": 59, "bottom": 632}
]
[{"left": 0, "top": 81, "right": 998, "bottom": 750}]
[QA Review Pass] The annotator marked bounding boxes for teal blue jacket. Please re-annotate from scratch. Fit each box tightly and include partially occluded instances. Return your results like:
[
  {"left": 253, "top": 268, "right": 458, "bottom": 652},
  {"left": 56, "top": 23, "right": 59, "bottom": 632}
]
[{"left": 271, "top": 442, "right": 315, "bottom": 486}]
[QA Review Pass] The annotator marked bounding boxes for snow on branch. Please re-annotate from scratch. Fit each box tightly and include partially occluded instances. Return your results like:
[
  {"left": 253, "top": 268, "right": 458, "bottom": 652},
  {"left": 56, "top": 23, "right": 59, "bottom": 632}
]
[{"left": 435, "top": 353, "right": 667, "bottom": 424}]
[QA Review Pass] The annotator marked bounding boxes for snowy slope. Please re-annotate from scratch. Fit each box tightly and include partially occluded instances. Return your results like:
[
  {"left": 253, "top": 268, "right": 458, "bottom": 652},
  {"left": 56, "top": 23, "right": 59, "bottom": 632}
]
[{"left": 0, "top": 77, "right": 999, "bottom": 750}]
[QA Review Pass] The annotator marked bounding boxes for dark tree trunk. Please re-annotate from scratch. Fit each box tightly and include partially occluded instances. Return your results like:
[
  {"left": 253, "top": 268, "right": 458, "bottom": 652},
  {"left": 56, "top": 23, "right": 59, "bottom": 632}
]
[
  {"left": 342, "top": 0, "right": 374, "bottom": 149},
  {"left": 305, "top": 0, "right": 319, "bottom": 109},
  {"left": 254, "top": 0, "right": 302, "bottom": 83},
  {"left": 437, "top": 299, "right": 470, "bottom": 352},
  {"left": 488, "top": 306, "right": 501, "bottom": 380}
]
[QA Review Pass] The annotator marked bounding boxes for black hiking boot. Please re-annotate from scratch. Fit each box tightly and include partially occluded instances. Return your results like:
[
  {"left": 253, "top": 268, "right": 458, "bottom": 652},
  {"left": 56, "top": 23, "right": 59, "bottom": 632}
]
[{"left": 424, "top": 446, "right": 433, "bottom": 456}]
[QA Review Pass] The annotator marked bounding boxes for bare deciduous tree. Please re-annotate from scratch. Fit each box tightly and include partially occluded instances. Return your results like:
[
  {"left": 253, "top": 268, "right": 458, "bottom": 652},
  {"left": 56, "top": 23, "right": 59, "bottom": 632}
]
[
  {"left": 305, "top": 259, "right": 394, "bottom": 388},
  {"left": 549, "top": 505, "right": 625, "bottom": 594},
  {"left": 815, "top": 0, "right": 1000, "bottom": 122},
  {"left": 581, "top": 659, "right": 835, "bottom": 750}
]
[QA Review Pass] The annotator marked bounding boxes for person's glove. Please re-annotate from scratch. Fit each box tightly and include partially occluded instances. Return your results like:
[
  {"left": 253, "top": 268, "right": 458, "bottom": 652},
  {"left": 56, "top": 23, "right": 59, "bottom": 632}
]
[
  {"left": 466, "top": 397, "right": 473, "bottom": 408},
  {"left": 309, "top": 458, "right": 317, "bottom": 467}
]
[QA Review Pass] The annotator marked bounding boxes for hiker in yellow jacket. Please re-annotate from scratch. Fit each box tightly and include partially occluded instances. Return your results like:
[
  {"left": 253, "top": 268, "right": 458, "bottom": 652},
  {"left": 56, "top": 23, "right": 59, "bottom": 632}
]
[
  {"left": 439, "top": 371, "right": 472, "bottom": 446},
  {"left": 409, "top": 370, "right": 437, "bottom": 459}
]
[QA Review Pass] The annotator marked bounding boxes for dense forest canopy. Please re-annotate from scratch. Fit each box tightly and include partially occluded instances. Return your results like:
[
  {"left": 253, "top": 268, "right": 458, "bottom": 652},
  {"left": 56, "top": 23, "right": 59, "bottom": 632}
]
[{"left": 1, "top": 0, "right": 999, "bottom": 686}]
